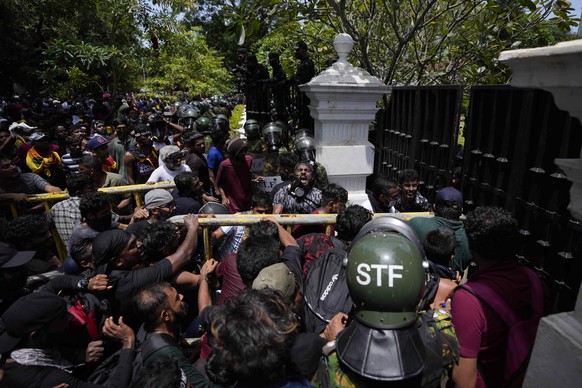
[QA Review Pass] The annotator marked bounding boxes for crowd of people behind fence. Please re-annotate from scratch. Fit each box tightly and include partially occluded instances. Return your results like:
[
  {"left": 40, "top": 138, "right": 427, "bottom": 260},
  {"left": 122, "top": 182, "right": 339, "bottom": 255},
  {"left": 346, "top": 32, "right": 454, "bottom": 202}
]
[{"left": 0, "top": 78, "right": 549, "bottom": 388}]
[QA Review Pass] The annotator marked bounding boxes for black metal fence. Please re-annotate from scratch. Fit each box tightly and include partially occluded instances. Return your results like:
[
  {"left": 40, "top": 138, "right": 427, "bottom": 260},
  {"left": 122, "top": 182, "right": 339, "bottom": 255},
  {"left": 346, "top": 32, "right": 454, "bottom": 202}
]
[{"left": 373, "top": 85, "right": 582, "bottom": 312}]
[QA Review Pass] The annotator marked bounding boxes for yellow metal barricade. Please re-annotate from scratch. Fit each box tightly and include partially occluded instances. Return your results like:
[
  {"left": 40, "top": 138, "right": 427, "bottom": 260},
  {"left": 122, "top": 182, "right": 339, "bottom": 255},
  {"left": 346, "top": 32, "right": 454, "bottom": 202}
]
[
  {"left": 169, "top": 212, "right": 430, "bottom": 262},
  {"left": 3, "top": 182, "right": 177, "bottom": 261}
]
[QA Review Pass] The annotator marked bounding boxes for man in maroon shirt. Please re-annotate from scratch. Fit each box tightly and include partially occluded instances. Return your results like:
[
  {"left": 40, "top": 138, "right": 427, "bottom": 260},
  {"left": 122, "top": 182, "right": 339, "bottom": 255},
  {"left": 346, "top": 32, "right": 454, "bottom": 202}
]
[
  {"left": 216, "top": 138, "right": 262, "bottom": 213},
  {"left": 451, "top": 207, "right": 547, "bottom": 388}
]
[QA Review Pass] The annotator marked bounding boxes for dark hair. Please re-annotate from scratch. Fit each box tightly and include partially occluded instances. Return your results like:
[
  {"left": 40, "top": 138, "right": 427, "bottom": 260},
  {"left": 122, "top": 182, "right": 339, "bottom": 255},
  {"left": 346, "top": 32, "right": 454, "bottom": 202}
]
[
  {"left": 397, "top": 169, "right": 419, "bottom": 184},
  {"left": 434, "top": 202, "right": 462, "bottom": 221},
  {"left": 321, "top": 183, "right": 348, "bottom": 206},
  {"left": 79, "top": 155, "right": 102, "bottom": 171},
  {"left": 173, "top": 171, "right": 198, "bottom": 197},
  {"left": 132, "top": 282, "right": 173, "bottom": 332},
  {"left": 207, "top": 288, "right": 299, "bottom": 385},
  {"left": 141, "top": 221, "right": 179, "bottom": 262},
  {"left": 236, "top": 236, "right": 280, "bottom": 286},
  {"left": 465, "top": 206, "right": 518, "bottom": 261},
  {"left": 79, "top": 191, "right": 111, "bottom": 218},
  {"left": 248, "top": 220, "right": 278, "bottom": 240},
  {"left": 278, "top": 152, "right": 299, "bottom": 171},
  {"left": 6, "top": 215, "right": 49, "bottom": 247},
  {"left": 112, "top": 118, "right": 128, "bottom": 128},
  {"left": 65, "top": 135, "right": 83, "bottom": 146},
  {"left": 423, "top": 227, "right": 456, "bottom": 266},
  {"left": 70, "top": 123, "right": 89, "bottom": 136},
  {"left": 335, "top": 205, "right": 372, "bottom": 242},
  {"left": 70, "top": 238, "right": 93, "bottom": 267},
  {"left": 371, "top": 176, "right": 398, "bottom": 198},
  {"left": 131, "top": 356, "right": 185, "bottom": 388},
  {"left": 251, "top": 191, "right": 272, "bottom": 209},
  {"left": 182, "top": 131, "right": 204, "bottom": 147},
  {"left": 65, "top": 172, "right": 94, "bottom": 195}
]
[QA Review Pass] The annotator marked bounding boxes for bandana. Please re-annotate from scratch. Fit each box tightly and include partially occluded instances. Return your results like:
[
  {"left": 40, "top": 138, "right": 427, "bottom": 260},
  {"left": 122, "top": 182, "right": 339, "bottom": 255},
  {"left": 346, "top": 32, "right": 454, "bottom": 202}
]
[
  {"left": 26, "top": 147, "right": 62, "bottom": 177},
  {"left": 101, "top": 155, "right": 118, "bottom": 173},
  {"left": 92, "top": 229, "right": 132, "bottom": 269}
]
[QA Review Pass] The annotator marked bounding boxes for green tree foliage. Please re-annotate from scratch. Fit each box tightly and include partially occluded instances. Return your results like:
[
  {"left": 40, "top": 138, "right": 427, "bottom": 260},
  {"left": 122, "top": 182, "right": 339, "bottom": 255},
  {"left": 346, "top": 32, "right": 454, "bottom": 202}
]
[
  {"left": 0, "top": 0, "right": 231, "bottom": 97},
  {"left": 145, "top": 28, "right": 233, "bottom": 96},
  {"left": 195, "top": 0, "right": 579, "bottom": 86}
]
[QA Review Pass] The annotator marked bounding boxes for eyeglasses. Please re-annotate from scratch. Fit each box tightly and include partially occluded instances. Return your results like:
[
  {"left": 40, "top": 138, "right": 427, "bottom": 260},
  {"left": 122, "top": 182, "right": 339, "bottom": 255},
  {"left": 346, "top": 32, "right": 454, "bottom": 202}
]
[{"left": 159, "top": 202, "right": 176, "bottom": 210}]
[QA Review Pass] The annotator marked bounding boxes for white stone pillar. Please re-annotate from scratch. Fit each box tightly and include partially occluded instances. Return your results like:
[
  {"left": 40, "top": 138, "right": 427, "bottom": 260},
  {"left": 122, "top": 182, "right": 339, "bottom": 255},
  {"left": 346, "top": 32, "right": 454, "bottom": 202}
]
[
  {"left": 301, "top": 34, "right": 389, "bottom": 206},
  {"left": 499, "top": 39, "right": 582, "bottom": 387}
]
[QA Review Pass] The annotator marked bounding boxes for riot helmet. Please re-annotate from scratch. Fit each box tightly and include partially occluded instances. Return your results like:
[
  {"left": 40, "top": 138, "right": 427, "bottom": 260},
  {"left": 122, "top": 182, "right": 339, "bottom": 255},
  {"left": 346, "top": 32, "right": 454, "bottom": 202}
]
[
  {"left": 179, "top": 106, "right": 200, "bottom": 129},
  {"left": 336, "top": 217, "right": 428, "bottom": 381},
  {"left": 244, "top": 120, "right": 261, "bottom": 140},
  {"left": 294, "top": 136, "right": 316, "bottom": 162},
  {"left": 210, "top": 116, "right": 229, "bottom": 133},
  {"left": 262, "top": 122, "right": 284, "bottom": 152},
  {"left": 196, "top": 116, "right": 211, "bottom": 134}
]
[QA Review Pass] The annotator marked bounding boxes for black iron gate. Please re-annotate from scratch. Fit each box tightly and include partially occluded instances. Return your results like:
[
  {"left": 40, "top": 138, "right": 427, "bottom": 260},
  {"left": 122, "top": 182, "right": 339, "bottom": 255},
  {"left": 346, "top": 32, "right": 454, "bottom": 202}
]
[{"left": 374, "top": 85, "right": 582, "bottom": 312}]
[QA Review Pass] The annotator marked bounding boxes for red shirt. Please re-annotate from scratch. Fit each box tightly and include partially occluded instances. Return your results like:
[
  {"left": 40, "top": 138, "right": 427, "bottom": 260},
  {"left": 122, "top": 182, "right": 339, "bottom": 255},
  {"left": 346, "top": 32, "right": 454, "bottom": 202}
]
[
  {"left": 452, "top": 261, "right": 546, "bottom": 387},
  {"left": 215, "top": 155, "right": 253, "bottom": 213}
]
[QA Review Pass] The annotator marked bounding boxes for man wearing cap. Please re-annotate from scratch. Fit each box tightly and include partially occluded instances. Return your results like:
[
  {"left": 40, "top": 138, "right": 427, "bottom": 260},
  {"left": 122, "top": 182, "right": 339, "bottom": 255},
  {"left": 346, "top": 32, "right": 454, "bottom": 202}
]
[
  {"left": 273, "top": 161, "right": 322, "bottom": 214},
  {"left": 0, "top": 292, "right": 136, "bottom": 387},
  {"left": 147, "top": 145, "right": 191, "bottom": 184},
  {"left": 78, "top": 155, "right": 133, "bottom": 215},
  {"left": 87, "top": 134, "right": 118, "bottom": 173},
  {"left": 408, "top": 186, "right": 471, "bottom": 274},
  {"left": 126, "top": 188, "right": 176, "bottom": 238},
  {"left": 294, "top": 41, "right": 315, "bottom": 131},
  {"left": 125, "top": 124, "right": 159, "bottom": 184},
  {"left": 0, "top": 246, "right": 35, "bottom": 315},
  {"left": 25, "top": 131, "right": 66, "bottom": 189},
  {"left": 216, "top": 138, "right": 260, "bottom": 213}
]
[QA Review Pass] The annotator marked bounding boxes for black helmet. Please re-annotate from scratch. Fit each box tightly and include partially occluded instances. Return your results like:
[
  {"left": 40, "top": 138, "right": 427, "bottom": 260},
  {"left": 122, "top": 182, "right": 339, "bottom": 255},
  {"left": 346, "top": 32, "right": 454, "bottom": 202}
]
[
  {"left": 244, "top": 120, "right": 261, "bottom": 140},
  {"left": 294, "top": 136, "right": 317, "bottom": 162},
  {"left": 262, "top": 122, "right": 283, "bottom": 152},
  {"left": 336, "top": 217, "right": 428, "bottom": 382},
  {"left": 210, "top": 116, "right": 229, "bottom": 133},
  {"left": 198, "top": 202, "right": 230, "bottom": 215}
]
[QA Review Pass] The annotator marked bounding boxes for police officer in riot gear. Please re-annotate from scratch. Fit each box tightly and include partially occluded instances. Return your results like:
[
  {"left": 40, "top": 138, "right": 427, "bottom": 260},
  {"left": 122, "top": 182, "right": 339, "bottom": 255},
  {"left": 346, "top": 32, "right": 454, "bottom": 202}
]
[{"left": 313, "top": 217, "right": 459, "bottom": 387}]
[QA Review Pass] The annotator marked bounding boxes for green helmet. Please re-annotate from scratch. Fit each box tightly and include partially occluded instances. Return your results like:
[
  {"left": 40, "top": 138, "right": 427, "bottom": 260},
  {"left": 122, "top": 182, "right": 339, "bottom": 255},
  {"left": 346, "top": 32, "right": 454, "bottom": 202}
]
[
  {"left": 346, "top": 217, "right": 427, "bottom": 328},
  {"left": 195, "top": 116, "right": 211, "bottom": 133}
]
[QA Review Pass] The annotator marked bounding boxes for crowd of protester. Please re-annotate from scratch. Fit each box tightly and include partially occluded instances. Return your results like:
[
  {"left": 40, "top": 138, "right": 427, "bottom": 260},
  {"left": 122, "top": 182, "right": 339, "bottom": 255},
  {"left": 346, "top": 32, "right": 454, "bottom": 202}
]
[{"left": 0, "top": 93, "right": 548, "bottom": 387}]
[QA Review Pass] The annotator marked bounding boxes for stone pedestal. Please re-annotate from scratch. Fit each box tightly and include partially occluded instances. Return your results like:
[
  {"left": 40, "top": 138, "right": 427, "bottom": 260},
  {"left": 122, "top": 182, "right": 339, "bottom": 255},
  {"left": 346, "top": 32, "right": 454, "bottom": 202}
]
[
  {"left": 499, "top": 39, "right": 582, "bottom": 387},
  {"left": 301, "top": 34, "right": 389, "bottom": 206}
]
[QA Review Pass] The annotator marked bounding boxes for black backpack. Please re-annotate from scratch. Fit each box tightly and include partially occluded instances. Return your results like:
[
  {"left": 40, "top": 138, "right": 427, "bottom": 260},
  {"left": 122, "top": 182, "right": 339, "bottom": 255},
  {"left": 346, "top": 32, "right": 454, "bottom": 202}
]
[
  {"left": 88, "top": 331, "right": 176, "bottom": 384},
  {"left": 303, "top": 239, "right": 352, "bottom": 334}
]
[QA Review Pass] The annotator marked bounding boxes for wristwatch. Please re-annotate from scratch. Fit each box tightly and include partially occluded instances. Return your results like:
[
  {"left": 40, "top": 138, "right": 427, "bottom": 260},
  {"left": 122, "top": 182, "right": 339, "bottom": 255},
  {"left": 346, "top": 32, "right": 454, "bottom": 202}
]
[{"left": 76, "top": 277, "right": 90, "bottom": 291}]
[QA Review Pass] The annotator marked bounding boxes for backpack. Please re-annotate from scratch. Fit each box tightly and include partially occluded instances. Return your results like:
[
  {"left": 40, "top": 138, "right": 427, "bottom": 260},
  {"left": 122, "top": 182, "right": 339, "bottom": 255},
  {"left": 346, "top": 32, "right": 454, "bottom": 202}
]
[
  {"left": 65, "top": 292, "right": 110, "bottom": 343},
  {"left": 88, "top": 331, "right": 175, "bottom": 384},
  {"left": 457, "top": 267, "right": 544, "bottom": 387},
  {"left": 303, "top": 240, "right": 352, "bottom": 334}
]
